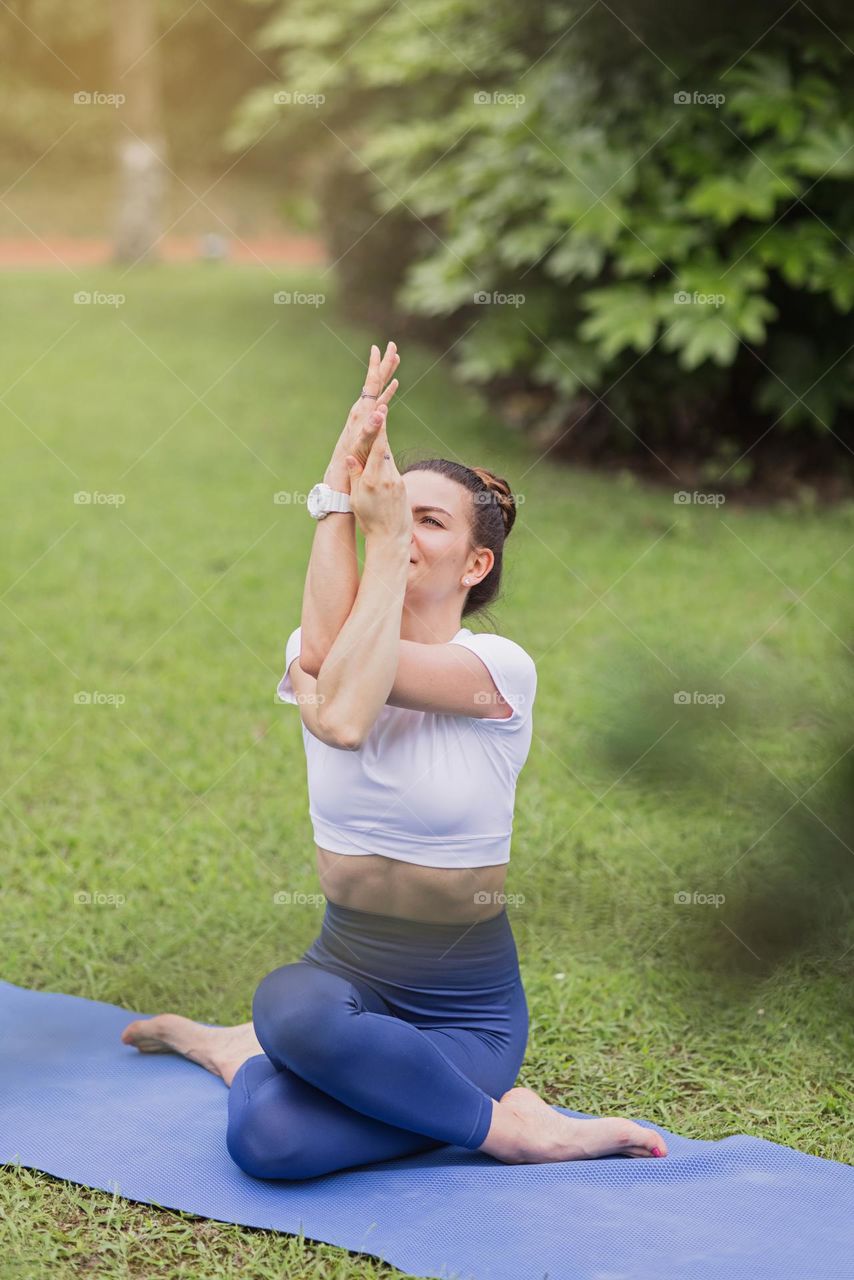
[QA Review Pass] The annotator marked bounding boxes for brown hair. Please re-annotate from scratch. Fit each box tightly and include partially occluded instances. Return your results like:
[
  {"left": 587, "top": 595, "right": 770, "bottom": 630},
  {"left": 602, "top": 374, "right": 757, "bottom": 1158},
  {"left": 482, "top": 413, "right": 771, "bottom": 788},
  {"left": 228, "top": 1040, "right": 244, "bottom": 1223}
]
[{"left": 397, "top": 456, "right": 517, "bottom": 620}]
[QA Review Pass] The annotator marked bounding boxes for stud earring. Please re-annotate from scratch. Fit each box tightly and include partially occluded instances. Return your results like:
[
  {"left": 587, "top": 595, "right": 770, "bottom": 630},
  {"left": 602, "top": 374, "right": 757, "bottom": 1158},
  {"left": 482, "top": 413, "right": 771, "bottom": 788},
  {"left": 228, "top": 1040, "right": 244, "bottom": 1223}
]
[{"left": 463, "top": 577, "right": 471, "bottom": 585}]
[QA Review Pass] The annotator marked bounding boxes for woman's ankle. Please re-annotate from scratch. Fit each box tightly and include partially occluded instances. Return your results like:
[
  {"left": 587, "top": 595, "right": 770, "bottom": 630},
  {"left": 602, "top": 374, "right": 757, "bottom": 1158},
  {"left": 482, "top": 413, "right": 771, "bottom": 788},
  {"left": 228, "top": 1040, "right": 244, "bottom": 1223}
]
[{"left": 476, "top": 1097, "right": 529, "bottom": 1163}]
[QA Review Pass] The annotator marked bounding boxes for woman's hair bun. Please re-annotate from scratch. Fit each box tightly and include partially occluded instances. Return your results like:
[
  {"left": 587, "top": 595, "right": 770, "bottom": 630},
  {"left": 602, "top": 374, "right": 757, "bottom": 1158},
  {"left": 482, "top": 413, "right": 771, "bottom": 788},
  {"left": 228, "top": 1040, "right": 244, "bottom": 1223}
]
[{"left": 471, "top": 467, "right": 517, "bottom": 538}]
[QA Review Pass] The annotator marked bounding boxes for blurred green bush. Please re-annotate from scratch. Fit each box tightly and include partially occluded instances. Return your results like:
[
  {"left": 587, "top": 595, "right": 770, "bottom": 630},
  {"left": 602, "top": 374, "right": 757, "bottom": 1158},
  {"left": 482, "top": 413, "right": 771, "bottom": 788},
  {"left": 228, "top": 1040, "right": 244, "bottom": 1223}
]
[{"left": 230, "top": 0, "right": 854, "bottom": 493}]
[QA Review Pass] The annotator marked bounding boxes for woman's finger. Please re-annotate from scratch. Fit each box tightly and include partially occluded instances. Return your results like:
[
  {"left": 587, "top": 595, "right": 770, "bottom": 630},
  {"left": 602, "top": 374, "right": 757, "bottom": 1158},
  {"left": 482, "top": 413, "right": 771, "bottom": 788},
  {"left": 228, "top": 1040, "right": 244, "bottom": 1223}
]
[
  {"left": 352, "top": 342, "right": 398, "bottom": 410},
  {"left": 363, "top": 419, "right": 391, "bottom": 479},
  {"left": 376, "top": 377, "right": 399, "bottom": 407},
  {"left": 348, "top": 406, "right": 386, "bottom": 461},
  {"left": 362, "top": 342, "right": 383, "bottom": 397},
  {"left": 371, "top": 342, "right": 399, "bottom": 395},
  {"left": 378, "top": 343, "right": 399, "bottom": 389}
]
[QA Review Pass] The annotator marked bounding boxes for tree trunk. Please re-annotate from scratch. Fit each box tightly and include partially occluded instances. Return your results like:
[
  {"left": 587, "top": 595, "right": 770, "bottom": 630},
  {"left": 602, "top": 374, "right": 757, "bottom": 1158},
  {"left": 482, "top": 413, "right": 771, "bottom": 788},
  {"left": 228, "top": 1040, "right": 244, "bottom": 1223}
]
[{"left": 111, "top": 0, "right": 167, "bottom": 265}]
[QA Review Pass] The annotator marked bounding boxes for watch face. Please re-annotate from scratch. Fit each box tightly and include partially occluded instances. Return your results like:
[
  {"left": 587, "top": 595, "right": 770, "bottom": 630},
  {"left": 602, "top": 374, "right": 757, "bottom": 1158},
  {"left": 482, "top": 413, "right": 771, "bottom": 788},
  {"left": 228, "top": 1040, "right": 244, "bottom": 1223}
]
[{"left": 307, "top": 483, "right": 325, "bottom": 517}]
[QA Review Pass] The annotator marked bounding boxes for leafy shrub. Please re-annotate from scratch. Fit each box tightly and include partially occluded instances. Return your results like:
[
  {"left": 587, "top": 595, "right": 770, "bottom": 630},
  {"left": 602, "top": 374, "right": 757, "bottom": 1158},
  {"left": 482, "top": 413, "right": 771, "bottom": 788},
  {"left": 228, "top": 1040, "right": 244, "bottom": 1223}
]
[{"left": 231, "top": 0, "right": 854, "bottom": 491}]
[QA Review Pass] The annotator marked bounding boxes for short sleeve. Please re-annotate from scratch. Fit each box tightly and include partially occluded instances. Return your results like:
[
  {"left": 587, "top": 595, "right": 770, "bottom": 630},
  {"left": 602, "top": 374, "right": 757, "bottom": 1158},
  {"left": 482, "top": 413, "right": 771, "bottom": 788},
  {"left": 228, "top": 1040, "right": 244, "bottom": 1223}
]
[
  {"left": 447, "top": 631, "right": 537, "bottom": 730},
  {"left": 276, "top": 626, "right": 303, "bottom": 705}
]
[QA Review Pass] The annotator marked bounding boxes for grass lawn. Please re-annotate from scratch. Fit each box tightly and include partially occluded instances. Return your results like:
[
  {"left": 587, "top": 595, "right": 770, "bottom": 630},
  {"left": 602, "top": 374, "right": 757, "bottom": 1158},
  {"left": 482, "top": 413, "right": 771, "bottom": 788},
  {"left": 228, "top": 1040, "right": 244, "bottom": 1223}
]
[{"left": 1, "top": 265, "right": 852, "bottom": 1278}]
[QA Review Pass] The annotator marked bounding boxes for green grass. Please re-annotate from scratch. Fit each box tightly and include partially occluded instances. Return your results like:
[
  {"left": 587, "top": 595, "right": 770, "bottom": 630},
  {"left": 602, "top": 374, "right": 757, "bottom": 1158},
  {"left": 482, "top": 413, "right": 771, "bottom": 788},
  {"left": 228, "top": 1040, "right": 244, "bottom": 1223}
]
[{"left": 1, "top": 265, "right": 852, "bottom": 1278}]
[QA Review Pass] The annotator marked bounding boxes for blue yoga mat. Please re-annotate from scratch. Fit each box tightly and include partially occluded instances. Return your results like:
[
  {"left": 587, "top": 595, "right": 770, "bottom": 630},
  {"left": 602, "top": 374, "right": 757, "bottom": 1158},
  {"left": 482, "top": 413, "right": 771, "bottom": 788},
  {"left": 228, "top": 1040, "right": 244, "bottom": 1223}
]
[{"left": 1, "top": 978, "right": 852, "bottom": 1280}]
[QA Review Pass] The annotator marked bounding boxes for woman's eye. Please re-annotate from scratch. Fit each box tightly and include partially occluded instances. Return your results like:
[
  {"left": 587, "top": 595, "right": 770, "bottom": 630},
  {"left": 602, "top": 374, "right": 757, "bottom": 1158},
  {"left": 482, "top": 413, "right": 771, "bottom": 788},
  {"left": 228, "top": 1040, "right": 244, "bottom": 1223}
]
[{"left": 422, "top": 516, "right": 442, "bottom": 527}]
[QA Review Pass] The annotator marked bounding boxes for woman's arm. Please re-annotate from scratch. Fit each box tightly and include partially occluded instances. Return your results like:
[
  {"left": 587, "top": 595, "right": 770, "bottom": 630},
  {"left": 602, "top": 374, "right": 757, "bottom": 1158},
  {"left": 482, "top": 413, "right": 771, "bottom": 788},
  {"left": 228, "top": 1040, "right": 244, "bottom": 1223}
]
[
  {"left": 314, "top": 532, "right": 411, "bottom": 749},
  {"left": 298, "top": 454, "right": 360, "bottom": 676},
  {"left": 314, "top": 420, "right": 413, "bottom": 748},
  {"left": 299, "top": 342, "right": 400, "bottom": 674}
]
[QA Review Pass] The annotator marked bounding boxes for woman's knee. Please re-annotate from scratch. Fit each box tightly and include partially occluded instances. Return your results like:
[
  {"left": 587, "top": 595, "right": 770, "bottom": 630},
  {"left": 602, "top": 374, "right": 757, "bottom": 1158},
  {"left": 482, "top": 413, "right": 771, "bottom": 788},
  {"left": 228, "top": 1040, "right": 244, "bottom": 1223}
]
[
  {"left": 252, "top": 962, "right": 350, "bottom": 1068},
  {"left": 253, "top": 963, "right": 315, "bottom": 1036},
  {"left": 226, "top": 1104, "right": 314, "bottom": 1181},
  {"left": 226, "top": 1055, "right": 321, "bottom": 1181}
]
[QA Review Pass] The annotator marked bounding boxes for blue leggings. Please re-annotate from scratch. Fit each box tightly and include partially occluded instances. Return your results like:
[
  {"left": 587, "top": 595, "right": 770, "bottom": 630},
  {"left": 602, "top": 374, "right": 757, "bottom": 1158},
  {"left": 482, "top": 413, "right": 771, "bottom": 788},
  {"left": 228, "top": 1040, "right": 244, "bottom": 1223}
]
[{"left": 226, "top": 898, "right": 528, "bottom": 1181}]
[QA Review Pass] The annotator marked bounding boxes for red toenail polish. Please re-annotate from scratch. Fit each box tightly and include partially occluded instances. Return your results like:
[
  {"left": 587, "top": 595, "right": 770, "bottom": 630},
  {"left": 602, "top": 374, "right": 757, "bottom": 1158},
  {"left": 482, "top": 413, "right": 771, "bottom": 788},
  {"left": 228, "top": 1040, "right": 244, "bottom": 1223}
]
[{"left": 651, "top": 1147, "right": 662, "bottom": 1156}]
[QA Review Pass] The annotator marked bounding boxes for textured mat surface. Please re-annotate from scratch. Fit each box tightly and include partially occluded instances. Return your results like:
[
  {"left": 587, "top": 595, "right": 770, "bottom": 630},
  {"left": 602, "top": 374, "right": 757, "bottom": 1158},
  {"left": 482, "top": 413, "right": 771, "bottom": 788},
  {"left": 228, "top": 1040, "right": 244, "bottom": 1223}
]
[{"left": 1, "top": 978, "right": 852, "bottom": 1280}]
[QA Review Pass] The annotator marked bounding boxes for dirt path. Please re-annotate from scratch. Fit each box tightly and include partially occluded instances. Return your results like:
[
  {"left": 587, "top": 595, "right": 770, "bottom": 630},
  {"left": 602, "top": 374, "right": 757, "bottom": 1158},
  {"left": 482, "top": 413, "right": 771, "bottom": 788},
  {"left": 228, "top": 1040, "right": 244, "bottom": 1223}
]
[{"left": 0, "top": 235, "right": 327, "bottom": 269}]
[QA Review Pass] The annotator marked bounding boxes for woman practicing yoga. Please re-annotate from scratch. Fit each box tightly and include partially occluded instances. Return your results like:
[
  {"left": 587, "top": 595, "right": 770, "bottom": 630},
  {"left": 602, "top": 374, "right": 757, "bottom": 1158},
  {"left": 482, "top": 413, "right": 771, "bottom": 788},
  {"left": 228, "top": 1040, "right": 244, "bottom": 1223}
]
[{"left": 121, "top": 340, "right": 668, "bottom": 1179}]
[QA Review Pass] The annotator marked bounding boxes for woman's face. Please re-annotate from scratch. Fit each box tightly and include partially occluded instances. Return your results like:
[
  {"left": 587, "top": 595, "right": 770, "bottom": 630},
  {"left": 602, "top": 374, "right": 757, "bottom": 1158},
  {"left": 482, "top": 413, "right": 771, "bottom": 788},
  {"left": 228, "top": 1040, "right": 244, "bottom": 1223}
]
[{"left": 402, "top": 470, "right": 494, "bottom": 602}]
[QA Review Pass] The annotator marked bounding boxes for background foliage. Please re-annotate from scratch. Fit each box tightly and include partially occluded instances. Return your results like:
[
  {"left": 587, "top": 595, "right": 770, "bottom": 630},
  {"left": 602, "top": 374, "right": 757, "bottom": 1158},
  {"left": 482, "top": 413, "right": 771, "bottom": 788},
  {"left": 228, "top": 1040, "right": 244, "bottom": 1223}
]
[{"left": 229, "top": 0, "right": 854, "bottom": 493}]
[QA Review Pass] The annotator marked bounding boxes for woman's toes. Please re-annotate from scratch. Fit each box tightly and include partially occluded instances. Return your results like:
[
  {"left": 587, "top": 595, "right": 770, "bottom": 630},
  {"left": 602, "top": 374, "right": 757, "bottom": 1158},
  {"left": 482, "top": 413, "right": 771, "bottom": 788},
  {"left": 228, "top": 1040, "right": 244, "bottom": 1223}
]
[
  {"left": 624, "top": 1128, "right": 668, "bottom": 1158},
  {"left": 121, "top": 1013, "right": 196, "bottom": 1054},
  {"left": 121, "top": 1017, "right": 149, "bottom": 1046},
  {"left": 121, "top": 1015, "right": 170, "bottom": 1049}
]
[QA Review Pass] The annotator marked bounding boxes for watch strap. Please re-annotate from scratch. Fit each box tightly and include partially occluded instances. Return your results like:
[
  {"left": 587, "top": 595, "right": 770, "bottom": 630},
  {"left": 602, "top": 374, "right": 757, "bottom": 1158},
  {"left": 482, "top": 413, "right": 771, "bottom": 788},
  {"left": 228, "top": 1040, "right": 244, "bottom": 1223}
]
[{"left": 326, "top": 488, "right": 352, "bottom": 513}]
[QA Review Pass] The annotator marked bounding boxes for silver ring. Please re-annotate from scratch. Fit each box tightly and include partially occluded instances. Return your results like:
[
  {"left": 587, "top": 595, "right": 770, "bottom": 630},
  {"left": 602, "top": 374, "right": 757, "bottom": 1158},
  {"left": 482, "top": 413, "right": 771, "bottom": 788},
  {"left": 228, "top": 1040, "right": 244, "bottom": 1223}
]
[{"left": 360, "top": 390, "right": 378, "bottom": 399}]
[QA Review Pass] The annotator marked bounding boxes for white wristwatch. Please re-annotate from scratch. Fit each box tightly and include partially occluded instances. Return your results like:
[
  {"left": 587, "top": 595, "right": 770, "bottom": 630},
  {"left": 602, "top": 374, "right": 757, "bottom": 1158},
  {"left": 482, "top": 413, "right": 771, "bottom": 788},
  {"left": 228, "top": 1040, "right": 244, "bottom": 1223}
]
[{"left": 307, "top": 481, "right": 352, "bottom": 519}]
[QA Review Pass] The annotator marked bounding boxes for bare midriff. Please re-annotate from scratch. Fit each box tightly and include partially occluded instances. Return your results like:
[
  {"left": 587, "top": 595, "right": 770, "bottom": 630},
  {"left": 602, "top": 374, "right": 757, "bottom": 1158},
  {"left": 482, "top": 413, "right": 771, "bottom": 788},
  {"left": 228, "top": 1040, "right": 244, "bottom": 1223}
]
[{"left": 315, "top": 844, "right": 509, "bottom": 924}]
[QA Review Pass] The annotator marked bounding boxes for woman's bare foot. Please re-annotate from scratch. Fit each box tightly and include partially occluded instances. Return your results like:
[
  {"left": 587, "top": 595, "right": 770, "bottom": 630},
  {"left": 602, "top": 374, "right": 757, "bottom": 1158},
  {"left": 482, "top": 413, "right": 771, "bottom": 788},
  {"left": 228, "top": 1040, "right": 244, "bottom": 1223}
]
[
  {"left": 120, "top": 1015, "right": 264, "bottom": 1087},
  {"left": 478, "top": 1086, "right": 669, "bottom": 1164}
]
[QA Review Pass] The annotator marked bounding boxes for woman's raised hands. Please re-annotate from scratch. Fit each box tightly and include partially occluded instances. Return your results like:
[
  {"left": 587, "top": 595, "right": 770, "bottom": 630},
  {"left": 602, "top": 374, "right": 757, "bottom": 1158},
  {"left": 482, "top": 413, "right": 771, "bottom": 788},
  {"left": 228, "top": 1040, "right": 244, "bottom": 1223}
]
[
  {"left": 328, "top": 342, "right": 401, "bottom": 484},
  {"left": 344, "top": 417, "right": 412, "bottom": 544}
]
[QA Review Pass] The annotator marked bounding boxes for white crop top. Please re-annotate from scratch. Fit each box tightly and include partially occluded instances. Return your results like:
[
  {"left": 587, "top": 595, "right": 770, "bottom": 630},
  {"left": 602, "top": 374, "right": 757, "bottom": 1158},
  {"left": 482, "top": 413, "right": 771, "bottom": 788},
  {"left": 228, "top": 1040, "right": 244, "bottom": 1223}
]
[{"left": 276, "top": 626, "right": 537, "bottom": 869}]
